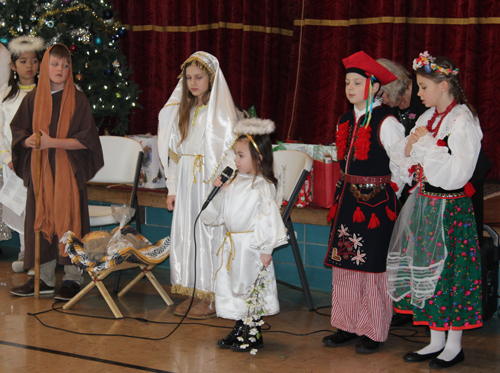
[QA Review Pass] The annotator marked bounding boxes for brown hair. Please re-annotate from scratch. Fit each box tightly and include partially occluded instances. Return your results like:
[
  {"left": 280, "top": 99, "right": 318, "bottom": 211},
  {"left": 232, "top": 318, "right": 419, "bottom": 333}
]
[
  {"left": 232, "top": 134, "right": 277, "bottom": 187},
  {"left": 48, "top": 43, "right": 71, "bottom": 62},
  {"left": 177, "top": 62, "right": 212, "bottom": 145},
  {"left": 415, "top": 56, "right": 477, "bottom": 118}
]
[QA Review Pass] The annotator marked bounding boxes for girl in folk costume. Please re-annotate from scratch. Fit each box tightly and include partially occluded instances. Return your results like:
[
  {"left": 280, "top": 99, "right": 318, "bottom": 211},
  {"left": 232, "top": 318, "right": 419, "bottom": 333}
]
[
  {"left": 322, "top": 51, "right": 405, "bottom": 353},
  {"left": 201, "top": 118, "right": 287, "bottom": 352},
  {"left": 387, "top": 52, "right": 482, "bottom": 369},
  {"left": 0, "top": 36, "right": 44, "bottom": 272},
  {"left": 158, "top": 51, "right": 238, "bottom": 319}
]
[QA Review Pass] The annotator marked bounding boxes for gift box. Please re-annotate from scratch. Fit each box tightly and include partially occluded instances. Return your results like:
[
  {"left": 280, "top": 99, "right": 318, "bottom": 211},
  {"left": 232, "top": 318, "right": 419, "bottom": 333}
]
[
  {"left": 128, "top": 135, "right": 166, "bottom": 189},
  {"left": 312, "top": 160, "right": 340, "bottom": 209}
]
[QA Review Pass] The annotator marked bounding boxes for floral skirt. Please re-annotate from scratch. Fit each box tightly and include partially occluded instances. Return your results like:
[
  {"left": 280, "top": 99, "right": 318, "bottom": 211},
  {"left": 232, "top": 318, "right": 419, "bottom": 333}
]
[{"left": 395, "top": 196, "right": 482, "bottom": 330}]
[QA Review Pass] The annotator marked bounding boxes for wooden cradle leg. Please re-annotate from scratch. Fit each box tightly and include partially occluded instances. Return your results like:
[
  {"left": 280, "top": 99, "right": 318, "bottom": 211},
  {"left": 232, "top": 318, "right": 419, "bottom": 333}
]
[
  {"left": 117, "top": 265, "right": 146, "bottom": 298},
  {"left": 144, "top": 265, "right": 174, "bottom": 306},
  {"left": 63, "top": 271, "right": 98, "bottom": 310}
]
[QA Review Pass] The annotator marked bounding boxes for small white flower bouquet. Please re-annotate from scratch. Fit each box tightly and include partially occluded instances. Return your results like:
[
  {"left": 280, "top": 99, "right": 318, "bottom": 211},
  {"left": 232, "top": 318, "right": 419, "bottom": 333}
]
[{"left": 238, "top": 266, "right": 270, "bottom": 355}]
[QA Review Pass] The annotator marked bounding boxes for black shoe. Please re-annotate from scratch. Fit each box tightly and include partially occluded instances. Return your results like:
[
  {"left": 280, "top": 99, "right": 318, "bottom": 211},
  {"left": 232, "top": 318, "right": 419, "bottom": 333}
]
[
  {"left": 391, "top": 313, "right": 413, "bottom": 327},
  {"left": 322, "top": 330, "right": 358, "bottom": 347},
  {"left": 10, "top": 277, "right": 54, "bottom": 297},
  {"left": 429, "top": 349, "right": 465, "bottom": 369},
  {"left": 54, "top": 280, "right": 81, "bottom": 301},
  {"left": 230, "top": 320, "right": 264, "bottom": 351},
  {"left": 355, "top": 336, "right": 383, "bottom": 354},
  {"left": 403, "top": 348, "right": 444, "bottom": 362},
  {"left": 217, "top": 320, "right": 245, "bottom": 348}
]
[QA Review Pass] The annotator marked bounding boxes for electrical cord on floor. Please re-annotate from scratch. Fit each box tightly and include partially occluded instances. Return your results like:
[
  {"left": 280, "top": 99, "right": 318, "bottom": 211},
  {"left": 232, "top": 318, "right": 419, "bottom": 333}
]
[
  {"left": 28, "top": 302, "right": 430, "bottom": 343},
  {"left": 27, "top": 301, "right": 233, "bottom": 341},
  {"left": 28, "top": 302, "right": 335, "bottom": 339},
  {"left": 313, "top": 305, "right": 331, "bottom": 317}
]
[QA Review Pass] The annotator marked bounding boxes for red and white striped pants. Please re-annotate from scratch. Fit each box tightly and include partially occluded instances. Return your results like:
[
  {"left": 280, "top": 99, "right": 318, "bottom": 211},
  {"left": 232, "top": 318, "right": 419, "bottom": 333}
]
[{"left": 330, "top": 267, "right": 393, "bottom": 342}]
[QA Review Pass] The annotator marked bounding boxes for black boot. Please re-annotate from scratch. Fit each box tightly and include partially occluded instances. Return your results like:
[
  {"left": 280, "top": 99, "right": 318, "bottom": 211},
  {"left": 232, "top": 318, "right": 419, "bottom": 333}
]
[
  {"left": 230, "top": 319, "right": 264, "bottom": 351},
  {"left": 217, "top": 320, "right": 245, "bottom": 348}
]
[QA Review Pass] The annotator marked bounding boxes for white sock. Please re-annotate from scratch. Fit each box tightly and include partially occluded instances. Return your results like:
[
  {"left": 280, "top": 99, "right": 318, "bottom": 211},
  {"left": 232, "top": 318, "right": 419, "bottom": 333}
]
[
  {"left": 416, "top": 329, "right": 446, "bottom": 355},
  {"left": 437, "top": 329, "right": 462, "bottom": 361}
]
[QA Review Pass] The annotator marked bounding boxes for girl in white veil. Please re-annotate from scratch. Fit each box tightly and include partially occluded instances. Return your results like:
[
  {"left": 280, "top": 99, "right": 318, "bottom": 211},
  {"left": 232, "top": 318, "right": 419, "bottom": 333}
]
[{"left": 158, "top": 51, "right": 238, "bottom": 319}]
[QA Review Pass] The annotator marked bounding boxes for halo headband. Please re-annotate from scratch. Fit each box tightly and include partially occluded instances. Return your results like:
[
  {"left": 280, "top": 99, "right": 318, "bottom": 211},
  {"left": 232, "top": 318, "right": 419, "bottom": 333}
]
[
  {"left": 413, "top": 51, "right": 459, "bottom": 76},
  {"left": 234, "top": 118, "right": 276, "bottom": 155},
  {"left": 8, "top": 36, "right": 45, "bottom": 56},
  {"left": 245, "top": 134, "right": 261, "bottom": 154}
]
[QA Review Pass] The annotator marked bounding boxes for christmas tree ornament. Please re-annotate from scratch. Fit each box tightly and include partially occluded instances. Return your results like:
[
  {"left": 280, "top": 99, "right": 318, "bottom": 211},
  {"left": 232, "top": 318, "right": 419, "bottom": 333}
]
[
  {"left": 103, "top": 10, "right": 113, "bottom": 19},
  {"left": 112, "top": 60, "right": 121, "bottom": 70},
  {"left": 46, "top": 20, "right": 55, "bottom": 28},
  {"left": 48, "top": 35, "right": 61, "bottom": 45},
  {"left": 116, "top": 92, "right": 122, "bottom": 98},
  {"left": 104, "top": 68, "right": 113, "bottom": 77},
  {"left": 75, "top": 73, "right": 84, "bottom": 82},
  {"left": 95, "top": 36, "right": 102, "bottom": 46},
  {"left": 117, "top": 27, "right": 126, "bottom": 37},
  {"left": 84, "top": 62, "right": 89, "bottom": 70},
  {"left": 69, "top": 44, "right": 77, "bottom": 53}
]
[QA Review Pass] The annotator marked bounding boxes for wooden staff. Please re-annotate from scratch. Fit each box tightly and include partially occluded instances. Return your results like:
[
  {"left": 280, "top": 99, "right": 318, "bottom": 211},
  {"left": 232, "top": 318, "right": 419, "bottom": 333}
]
[{"left": 34, "top": 130, "right": 41, "bottom": 299}]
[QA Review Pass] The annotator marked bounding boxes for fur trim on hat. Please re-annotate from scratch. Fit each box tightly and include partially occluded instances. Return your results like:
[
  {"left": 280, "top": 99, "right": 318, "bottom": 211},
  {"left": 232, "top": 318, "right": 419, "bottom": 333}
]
[
  {"left": 234, "top": 118, "right": 275, "bottom": 135},
  {"left": 8, "top": 36, "right": 45, "bottom": 56}
]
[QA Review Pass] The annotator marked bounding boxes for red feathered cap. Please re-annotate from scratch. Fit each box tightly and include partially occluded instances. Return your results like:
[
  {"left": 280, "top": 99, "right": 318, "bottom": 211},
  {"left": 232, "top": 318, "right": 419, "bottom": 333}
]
[{"left": 343, "top": 51, "right": 397, "bottom": 86}]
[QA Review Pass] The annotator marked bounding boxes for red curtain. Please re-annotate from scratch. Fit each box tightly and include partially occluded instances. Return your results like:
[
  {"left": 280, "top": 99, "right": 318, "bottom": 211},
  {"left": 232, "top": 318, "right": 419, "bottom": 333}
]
[{"left": 112, "top": 0, "right": 500, "bottom": 179}]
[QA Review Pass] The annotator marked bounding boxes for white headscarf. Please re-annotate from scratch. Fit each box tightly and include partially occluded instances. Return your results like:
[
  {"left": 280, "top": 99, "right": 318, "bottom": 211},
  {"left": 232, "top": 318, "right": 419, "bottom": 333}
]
[{"left": 158, "top": 51, "right": 238, "bottom": 183}]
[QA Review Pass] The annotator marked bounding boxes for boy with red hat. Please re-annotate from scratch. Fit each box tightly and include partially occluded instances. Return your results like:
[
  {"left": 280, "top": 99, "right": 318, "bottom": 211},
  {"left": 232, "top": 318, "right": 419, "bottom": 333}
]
[{"left": 322, "top": 51, "right": 405, "bottom": 353}]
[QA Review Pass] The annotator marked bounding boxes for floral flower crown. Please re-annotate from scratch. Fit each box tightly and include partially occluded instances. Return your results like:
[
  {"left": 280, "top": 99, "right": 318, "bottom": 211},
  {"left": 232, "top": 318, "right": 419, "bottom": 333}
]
[{"left": 412, "top": 51, "right": 459, "bottom": 76}]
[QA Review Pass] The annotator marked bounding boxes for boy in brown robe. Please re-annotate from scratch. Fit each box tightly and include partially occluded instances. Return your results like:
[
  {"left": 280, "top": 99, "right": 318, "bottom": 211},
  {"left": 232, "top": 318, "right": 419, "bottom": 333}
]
[{"left": 10, "top": 44, "right": 103, "bottom": 300}]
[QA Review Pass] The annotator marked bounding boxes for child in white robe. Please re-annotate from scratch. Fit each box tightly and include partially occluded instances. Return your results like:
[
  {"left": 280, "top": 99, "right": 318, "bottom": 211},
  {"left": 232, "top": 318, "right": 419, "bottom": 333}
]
[
  {"left": 201, "top": 118, "right": 287, "bottom": 353},
  {"left": 158, "top": 52, "right": 238, "bottom": 319},
  {"left": 0, "top": 36, "right": 44, "bottom": 272}
]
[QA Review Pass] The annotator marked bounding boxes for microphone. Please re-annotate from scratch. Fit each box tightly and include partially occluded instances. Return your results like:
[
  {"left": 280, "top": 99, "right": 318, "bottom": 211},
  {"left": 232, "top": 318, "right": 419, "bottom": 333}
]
[{"left": 201, "top": 166, "right": 234, "bottom": 211}]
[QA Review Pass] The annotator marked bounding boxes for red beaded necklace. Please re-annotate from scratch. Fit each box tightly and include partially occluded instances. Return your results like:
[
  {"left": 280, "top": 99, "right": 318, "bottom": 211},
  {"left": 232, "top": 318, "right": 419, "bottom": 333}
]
[{"left": 426, "top": 99, "right": 457, "bottom": 137}]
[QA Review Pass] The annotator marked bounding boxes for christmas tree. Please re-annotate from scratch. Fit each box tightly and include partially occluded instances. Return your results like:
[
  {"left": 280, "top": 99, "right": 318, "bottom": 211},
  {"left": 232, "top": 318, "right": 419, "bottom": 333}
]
[{"left": 0, "top": 0, "right": 139, "bottom": 135}]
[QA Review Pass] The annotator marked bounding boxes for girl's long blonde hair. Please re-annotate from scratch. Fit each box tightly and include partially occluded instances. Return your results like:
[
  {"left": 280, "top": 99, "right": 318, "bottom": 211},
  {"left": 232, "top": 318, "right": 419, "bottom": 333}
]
[{"left": 177, "top": 62, "right": 212, "bottom": 145}]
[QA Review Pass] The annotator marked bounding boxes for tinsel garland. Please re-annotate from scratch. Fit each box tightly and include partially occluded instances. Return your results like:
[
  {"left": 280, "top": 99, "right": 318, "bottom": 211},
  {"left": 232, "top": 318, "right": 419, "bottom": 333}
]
[{"left": 37, "top": 4, "right": 120, "bottom": 35}]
